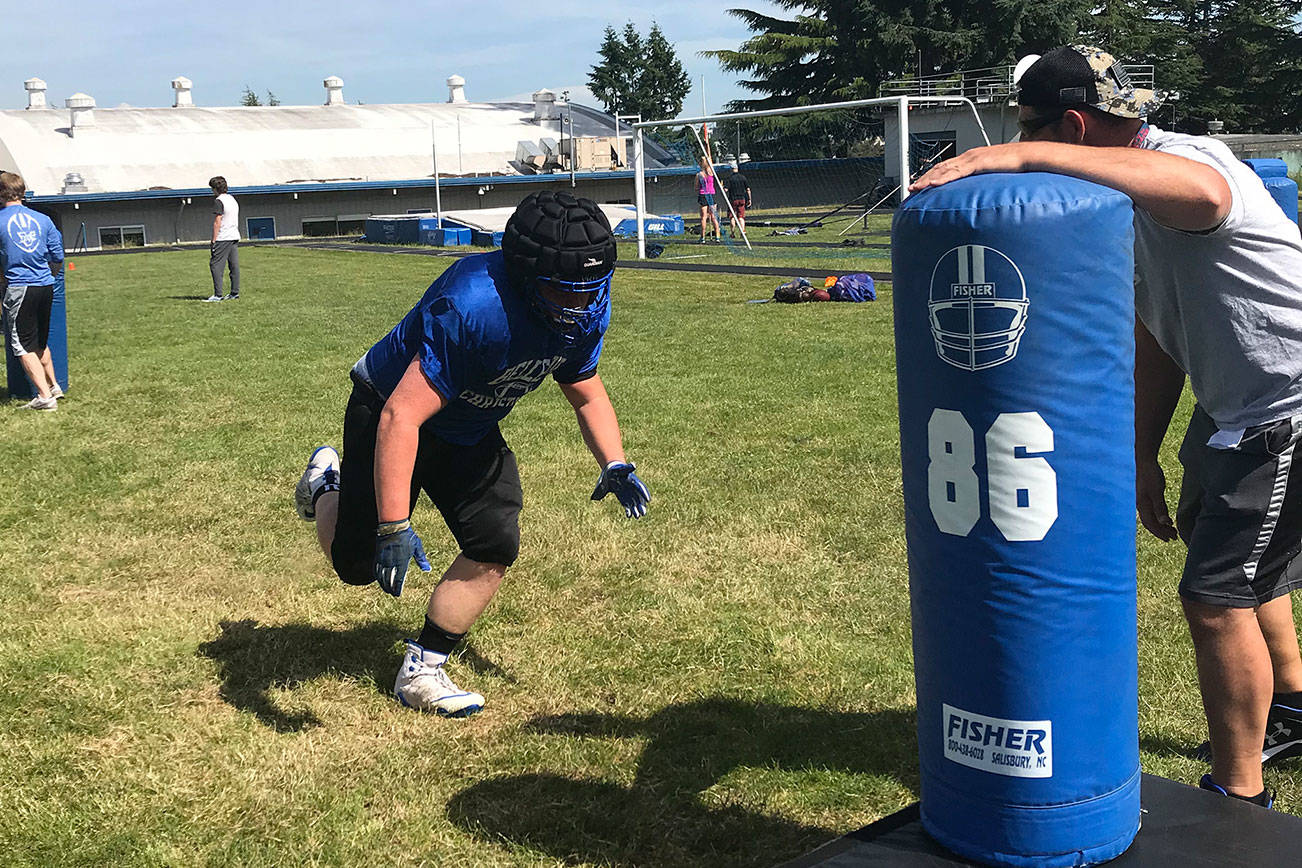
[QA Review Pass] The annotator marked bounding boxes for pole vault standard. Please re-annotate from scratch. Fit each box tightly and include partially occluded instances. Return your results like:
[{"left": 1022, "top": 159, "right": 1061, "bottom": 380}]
[
  {"left": 687, "top": 124, "right": 751, "bottom": 251},
  {"left": 630, "top": 96, "right": 992, "bottom": 260}
]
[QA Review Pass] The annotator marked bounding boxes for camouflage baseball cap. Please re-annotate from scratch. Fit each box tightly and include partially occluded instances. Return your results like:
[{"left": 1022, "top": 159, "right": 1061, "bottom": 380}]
[{"left": 1017, "top": 45, "right": 1162, "bottom": 119}]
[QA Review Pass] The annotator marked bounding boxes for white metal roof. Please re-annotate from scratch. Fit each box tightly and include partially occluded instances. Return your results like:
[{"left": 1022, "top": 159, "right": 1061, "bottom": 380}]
[{"left": 0, "top": 101, "right": 629, "bottom": 196}]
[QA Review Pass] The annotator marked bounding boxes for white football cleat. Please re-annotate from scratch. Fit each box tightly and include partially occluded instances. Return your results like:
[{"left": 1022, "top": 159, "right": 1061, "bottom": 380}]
[
  {"left": 393, "top": 641, "right": 484, "bottom": 717},
  {"left": 294, "top": 445, "right": 340, "bottom": 520}
]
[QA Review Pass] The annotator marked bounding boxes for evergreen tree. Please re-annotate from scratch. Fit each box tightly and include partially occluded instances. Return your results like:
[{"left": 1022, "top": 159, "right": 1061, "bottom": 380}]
[
  {"left": 587, "top": 21, "right": 690, "bottom": 120},
  {"left": 589, "top": 24, "right": 643, "bottom": 115},
  {"left": 240, "top": 86, "right": 262, "bottom": 107},
  {"left": 709, "top": 0, "right": 1302, "bottom": 136},
  {"left": 639, "top": 23, "right": 693, "bottom": 120}
]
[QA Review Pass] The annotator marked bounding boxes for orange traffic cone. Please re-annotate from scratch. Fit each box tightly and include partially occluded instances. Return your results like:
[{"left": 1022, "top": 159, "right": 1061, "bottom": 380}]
[{"left": 67, "top": 262, "right": 75, "bottom": 271}]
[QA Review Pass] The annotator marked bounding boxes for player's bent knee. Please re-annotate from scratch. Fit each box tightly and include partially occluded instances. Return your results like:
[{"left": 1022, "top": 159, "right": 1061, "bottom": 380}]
[
  {"left": 333, "top": 557, "right": 375, "bottom": 586},
  {"left": 462, "top": 532, "right": 519, "bottom": 569}
]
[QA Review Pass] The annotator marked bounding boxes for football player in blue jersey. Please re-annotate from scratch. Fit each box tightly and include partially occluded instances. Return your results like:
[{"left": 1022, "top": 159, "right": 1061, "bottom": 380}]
[{"left": 294, "top": 191, "right": 650, "bottom": 716}]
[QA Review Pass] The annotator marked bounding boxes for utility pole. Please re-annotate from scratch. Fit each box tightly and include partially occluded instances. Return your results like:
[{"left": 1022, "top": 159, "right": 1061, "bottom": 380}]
[{"left": 563, "top": 89, "right": 576, "bottom": 188}]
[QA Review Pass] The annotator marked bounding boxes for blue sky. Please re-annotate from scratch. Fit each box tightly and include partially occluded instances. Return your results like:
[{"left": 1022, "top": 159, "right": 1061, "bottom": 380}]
[{"left": 2, "top": 0, "right": 783, "bottom": 114}]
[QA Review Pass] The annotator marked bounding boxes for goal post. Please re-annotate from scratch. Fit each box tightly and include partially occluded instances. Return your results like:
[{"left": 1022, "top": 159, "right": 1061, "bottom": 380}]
[{"left": 630, "top": 96, "right": 992, "bottom": 260}]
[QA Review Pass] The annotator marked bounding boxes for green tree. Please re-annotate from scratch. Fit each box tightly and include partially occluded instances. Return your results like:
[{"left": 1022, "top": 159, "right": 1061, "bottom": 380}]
[
  {"left": 588, "top": 21, "right": 691, "bottom": 120},
  {"left": 708, "top": 0, "right": 1302, "bottom": 136},
  {"left": 638, "top": 23, "right": 693, "bottom": 120},
  {"left": 240, "top": 86, "right": 261, "bottom": 107}
]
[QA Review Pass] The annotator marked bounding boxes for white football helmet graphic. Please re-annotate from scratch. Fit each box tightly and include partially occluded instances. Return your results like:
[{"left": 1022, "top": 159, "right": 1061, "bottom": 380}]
[
  {"left": 7, "top": 211, "right": 41, "bottom": 255},
  {"left": 928, "top": 244, "right": 1029, "bottom": 371}
]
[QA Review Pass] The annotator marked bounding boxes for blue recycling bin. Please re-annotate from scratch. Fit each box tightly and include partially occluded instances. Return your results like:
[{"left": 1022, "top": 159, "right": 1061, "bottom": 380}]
[{"left": 5, "top": 269, "right": 69, "bottom": 400}]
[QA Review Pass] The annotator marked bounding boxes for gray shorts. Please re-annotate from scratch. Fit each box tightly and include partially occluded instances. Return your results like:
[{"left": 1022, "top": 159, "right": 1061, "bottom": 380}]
[{"left": 1177, "top": 406, "right": 1302, "bottom": 607}]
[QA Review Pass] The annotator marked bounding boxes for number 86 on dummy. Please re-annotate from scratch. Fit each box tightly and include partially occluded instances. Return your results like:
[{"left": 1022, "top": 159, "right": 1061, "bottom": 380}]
[{"left": 927, "top": 408, "right": 1058, "bottom": 542}]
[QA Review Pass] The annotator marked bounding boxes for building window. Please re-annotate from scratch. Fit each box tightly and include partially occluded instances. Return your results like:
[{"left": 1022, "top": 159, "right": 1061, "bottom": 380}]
[
  {"left": 337, "top": 214, "right": 367, "bottom": 236},
  {"left": 302, "top": 217, "right": 339, "bottom": 237},
  {"left": 98, "top": 225, "right": 146, "bottom": 248}
]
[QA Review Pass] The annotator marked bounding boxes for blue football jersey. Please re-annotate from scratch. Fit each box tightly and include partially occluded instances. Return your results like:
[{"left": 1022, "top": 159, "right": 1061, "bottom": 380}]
[
  {"left": 354, "top": 250, "right": 607, "bottom": 445},
  {"left": 0, "top": 204, "right": 63, "bottom": 286}
]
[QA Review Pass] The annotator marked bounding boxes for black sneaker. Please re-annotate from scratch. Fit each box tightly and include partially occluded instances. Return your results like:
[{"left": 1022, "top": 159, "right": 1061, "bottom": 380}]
[
  {"left": 1194, "top": 702, "right": 1302, "bottom": 765},
  {"left": 1199, "top": 774, "right": 1275, "bottom": 809}
]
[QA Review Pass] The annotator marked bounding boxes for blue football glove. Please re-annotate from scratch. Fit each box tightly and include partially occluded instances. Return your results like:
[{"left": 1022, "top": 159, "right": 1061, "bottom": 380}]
[
  {"left": 373, "top": 519, "right": 431, "bottom": 597},
  {"left": 591, "top": 461, "right": 650, "bottom": 518}
]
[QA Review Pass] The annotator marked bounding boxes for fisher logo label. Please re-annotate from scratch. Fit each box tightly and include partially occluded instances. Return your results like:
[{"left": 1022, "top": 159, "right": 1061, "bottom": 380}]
[
  {"left": 928, "top": 245, "right": 1029, "bottom": 372},
  {"left": 943, "top": 703, "right": 1052, "bottom": 778},
  {"left": 7, "top": 212, "right": 41, "bottom": 254}
]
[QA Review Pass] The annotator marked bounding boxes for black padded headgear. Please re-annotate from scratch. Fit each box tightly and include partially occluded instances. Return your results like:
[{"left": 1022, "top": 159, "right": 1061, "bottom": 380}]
[{"left": 502, "top": 191, "right": 617, "bottom": 286}]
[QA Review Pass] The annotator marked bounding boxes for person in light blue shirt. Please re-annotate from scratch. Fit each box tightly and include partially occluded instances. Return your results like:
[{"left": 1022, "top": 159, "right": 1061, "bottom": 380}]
[
  {"left": 0, "top": 172, "right": 64, "bottom": 410},
  {"left": 293, "top": 191, "right": 651, "bottom": 716}
]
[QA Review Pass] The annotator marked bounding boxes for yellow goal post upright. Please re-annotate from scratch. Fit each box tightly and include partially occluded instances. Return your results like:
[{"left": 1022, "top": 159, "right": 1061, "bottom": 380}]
[{"left": 630, "top": 96, "right": 992, "bottom": 259}]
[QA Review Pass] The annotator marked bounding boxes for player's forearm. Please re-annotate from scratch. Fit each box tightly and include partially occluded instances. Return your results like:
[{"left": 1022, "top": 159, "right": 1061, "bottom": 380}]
[
  {"left": 374, "top": 412, "right": 420, "bottom": 522},
  {"left": 561, "top": 377, "right": 625, "bottom": 466},
  {"left": 212, "top": 216, "right": 221, "bottom": 243},
  {"left": 1134, "top": 321, "right": 1185, "bottom": 460},
  {"left": 1016, "top": 143, "right": 1230, "bottom": 231}
]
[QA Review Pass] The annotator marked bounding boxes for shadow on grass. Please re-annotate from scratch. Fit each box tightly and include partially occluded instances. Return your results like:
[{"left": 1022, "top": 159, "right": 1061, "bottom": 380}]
[
  {"left": 198, "top": 618, "right": 515, "bottom": 732},
  {"left": 447, "top": 699, "right": 917, "bottom": 866},
  {"left": 1140, "top": 732, "right": 1205, "bottom": 762},
  {"left": 198, "top": 618, "right": 407, "bottom": 732},
  {"left": 167, "top": 294, "right": 219, "bottom": 301}
]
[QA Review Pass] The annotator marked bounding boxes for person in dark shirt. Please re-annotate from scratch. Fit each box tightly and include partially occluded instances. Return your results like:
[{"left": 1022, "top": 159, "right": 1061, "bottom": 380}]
[{"left": 723, "top": 161, "right": 752, "bottom": 238}]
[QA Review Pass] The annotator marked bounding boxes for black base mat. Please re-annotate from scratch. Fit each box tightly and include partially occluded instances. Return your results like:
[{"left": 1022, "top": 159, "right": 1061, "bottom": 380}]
[{"left": 781, "top": 774, "right": 1302, "bottom": 868}]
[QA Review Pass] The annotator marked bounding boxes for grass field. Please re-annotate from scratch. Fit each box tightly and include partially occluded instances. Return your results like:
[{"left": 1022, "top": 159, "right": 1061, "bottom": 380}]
[{"left": 1, "top": 244, "right": 1297, "bottom": 866}]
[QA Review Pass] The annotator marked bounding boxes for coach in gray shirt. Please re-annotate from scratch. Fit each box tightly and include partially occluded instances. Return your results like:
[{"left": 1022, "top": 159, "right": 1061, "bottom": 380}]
[
  {"left": 205, "top": 175, "right": 240, "bottom": 302},
  {"left": 913, "top": 45, "right": 1302, "bottom": 807}
]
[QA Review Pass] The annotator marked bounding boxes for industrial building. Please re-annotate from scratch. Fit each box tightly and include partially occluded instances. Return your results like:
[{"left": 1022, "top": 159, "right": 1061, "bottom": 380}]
[{"left": 0, "top": 74, "right": 688, "bottom": 249}]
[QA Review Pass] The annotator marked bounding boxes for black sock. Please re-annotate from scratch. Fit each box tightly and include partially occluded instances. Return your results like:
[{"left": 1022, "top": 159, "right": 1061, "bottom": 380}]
[
  {"left": 417, "top": 617, "right": 465, "bottom": 657},
  {"left": 1236, "top": 788, "right": 1273, "bottom": 807},
  {"left": 1272, "top": 691, "right": 1302, "bottom": 709}
]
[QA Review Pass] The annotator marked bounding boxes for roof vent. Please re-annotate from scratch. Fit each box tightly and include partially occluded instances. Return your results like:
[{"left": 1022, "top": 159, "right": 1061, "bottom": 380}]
[
  {"left": 171, "top": 76, "right": 193, "bottom": 108},
  {"left": 447, "top": 74, "right": 466, "bottom": 104},
  {"left": 324, "top": 75, "right": 344, "bottom": 106},
  {"left": 24, "top": 77, "right": 47, "bottom": 110},
  {"left": 532, "top": 88, "right": 558, "bottom": 121},
  {"left": 62, "top": 172, "right": 87, "bottom": 193},
  {"left": 66, "top": 93, "right": 96, "bottom": 134}
]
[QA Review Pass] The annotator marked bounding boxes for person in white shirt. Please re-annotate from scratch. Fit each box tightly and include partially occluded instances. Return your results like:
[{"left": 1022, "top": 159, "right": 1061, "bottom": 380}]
[
  {"left": 205, "top": 176, "right": 241, "bottom": 302},
  {"left": 911, "top": 45, "right": 1302, "bottom": 808}
]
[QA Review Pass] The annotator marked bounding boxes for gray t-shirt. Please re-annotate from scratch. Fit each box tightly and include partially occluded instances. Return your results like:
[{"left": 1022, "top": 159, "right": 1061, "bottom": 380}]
[{"left": 1134, "top": 126, "right": 1302, "bottom": 430}]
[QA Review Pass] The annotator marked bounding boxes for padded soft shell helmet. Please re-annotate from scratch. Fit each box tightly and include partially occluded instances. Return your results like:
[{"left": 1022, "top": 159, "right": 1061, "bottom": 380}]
[{"left": 502, "top": 191, "right": 616, "bottom": 343}]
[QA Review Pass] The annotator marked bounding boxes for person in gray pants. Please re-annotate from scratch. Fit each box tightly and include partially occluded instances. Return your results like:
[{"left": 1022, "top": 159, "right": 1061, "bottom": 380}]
[{"left": 205, "top": 176, "right": 240, "bottom": 302}]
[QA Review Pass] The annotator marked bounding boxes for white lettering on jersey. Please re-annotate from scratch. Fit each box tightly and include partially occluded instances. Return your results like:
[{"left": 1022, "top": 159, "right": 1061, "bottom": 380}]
[{"left": 459, "top": 355, "right": 569, "bottom": 409}]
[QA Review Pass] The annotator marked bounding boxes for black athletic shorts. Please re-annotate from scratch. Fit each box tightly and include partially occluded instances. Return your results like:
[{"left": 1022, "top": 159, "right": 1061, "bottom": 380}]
[
  {"left": 3, "top": 284, "right": 53, "bottom": 356},
  {"left": 697, "top": 193, "right": 715, "bottom": 207},
  {"left": 330, "top": 374, "right": 523, "bottom": 585},
  {"left": 1176, "top": 405, "right": 1302, "bottom": 607}
]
